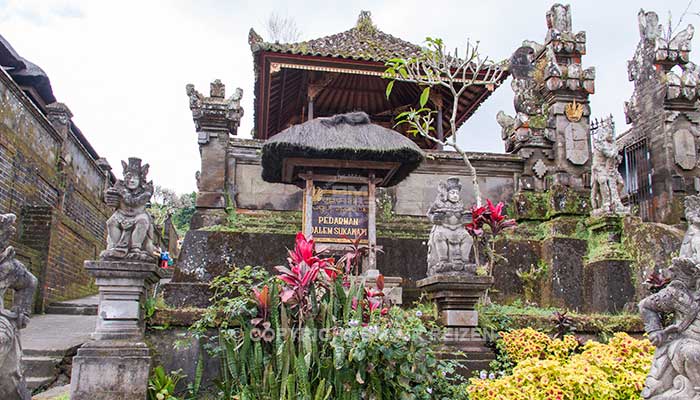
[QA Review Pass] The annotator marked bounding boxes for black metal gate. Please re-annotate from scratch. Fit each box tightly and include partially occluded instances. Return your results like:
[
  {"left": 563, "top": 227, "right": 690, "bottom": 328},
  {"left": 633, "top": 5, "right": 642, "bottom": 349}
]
[{"left": 620, "top": 137, "right": 654, "bottom": 221}]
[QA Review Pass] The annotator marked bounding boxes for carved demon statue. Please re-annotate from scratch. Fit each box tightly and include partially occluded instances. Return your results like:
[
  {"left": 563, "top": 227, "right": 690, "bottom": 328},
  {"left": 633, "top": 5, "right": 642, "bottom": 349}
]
[
  {"left": 590, "top": 117, "right": 629, "bottom": 216},
  {"left": 427, "top": 177, "right": 474, "bottom": 276},
  {"left": 0, "top": 213, "right": 37, "bottom": 400},
  {"left": 639, "top": 195, "right": 700, "bottom": 400},
  {"left": 101, "top": 158, "right": 159, "bottom": 262}
]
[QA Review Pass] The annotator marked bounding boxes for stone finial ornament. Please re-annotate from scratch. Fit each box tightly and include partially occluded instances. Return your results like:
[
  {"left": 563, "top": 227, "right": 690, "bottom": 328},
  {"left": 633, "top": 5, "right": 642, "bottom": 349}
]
[
  {"left": 590, "top": 116, "right": 629, "bottom": 216},
  {"left": 185, "top": 80, "right": 244, "bottom": 136},
  {"left": 639, "top": 196, "right": 700, "bottom": 399},
  {"left": 426, "top": 177, "right": 475, "bottom": 276},
  {"left": 101, "top": 158, "right": 160, "bottom": 262},
  {"left": 0, "top": 213, "right": 38, "bottom": 400}
]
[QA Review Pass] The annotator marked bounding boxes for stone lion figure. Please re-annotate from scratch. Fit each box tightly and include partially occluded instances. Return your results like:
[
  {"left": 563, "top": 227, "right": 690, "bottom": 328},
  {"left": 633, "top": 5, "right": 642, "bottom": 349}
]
[
  {"left": 426, "top": 177, "right": 474, "bottom": 276},
  {"left": 0, "top": 213, "right": 38, "bottom": 400},
  {"left": 101, "top": 157, "right": 159, "bottom": 262},
  {"left": 639, "top": 195, "right": 700, "bottom": 399}
]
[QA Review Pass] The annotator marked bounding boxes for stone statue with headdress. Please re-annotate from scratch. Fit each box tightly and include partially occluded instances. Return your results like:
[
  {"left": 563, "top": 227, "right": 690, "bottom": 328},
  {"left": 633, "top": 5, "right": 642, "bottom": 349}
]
[
  {"left": 426, "top": 177, "right": 474, "bottom": 276},
  {"left": 590, "top": 116, "right": 629, "bottom": 216},
  {"left": 639, "top": 195, "right": 700, "bottom": 399},
  {"left": 101, "top": 157, "right": 159, "bottom": 262},
  {"left": 0, "top": 213, "right": 38, "bottom": 400}
]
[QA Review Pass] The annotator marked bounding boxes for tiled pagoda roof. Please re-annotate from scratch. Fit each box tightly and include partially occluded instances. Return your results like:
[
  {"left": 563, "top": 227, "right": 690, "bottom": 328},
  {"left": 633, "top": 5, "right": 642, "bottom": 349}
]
[{"left": 249, "top": 11, "right": 423, "bottom": 62}]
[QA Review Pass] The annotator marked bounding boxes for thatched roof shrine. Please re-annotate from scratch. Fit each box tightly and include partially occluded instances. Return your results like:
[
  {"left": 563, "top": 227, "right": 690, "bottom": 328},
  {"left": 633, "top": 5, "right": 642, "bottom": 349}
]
[{"left": 261, "top": 112, "right": 425, "bottom": 187}]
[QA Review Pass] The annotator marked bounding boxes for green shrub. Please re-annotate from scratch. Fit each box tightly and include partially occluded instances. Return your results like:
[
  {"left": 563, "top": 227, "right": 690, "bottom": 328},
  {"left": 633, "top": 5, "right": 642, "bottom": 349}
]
[{"left": 465, "top": 330, "right": 654, "bottom": 400}]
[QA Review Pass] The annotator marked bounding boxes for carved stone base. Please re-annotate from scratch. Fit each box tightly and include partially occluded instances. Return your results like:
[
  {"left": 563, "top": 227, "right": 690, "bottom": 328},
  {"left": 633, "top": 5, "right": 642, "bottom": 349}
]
[
  {"left": 70, "top": 341, "right": 151, "bottom": 400},
  {"left": 416, "top": 274, "right": 493, "bottom": 328},
  {"left": 85, "top": 260, "right": 162, "bottom": 341},
  {"left": 585, "top": 216, "right": 632, "bottom": 260}
]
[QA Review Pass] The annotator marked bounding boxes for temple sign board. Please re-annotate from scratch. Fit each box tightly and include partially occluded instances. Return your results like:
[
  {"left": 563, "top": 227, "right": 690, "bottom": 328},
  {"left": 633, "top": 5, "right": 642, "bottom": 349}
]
[{"left": 304, "top": 185, "right": 369, "bottom": 244}]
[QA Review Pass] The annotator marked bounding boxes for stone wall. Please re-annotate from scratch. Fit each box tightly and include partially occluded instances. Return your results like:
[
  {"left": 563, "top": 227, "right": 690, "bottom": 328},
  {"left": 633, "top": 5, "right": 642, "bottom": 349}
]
[
  {"left": 228, "top": 138, "right": 524, "bottom": 217},
  {"left": 0, "top": 68, "right": 111, "bottom": 311}
]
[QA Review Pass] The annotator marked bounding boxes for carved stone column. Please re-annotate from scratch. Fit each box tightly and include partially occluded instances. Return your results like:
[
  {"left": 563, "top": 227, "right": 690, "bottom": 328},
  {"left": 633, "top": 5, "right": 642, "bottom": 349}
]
[
  {"left": 70, "top": 261, "right": 162, "bottom": 400},
  {"left": 186, "top": 80, "right": 244, "bottom": 229},
  {"left": 417, "top": 274, "right": 494, "bottom": 374}
]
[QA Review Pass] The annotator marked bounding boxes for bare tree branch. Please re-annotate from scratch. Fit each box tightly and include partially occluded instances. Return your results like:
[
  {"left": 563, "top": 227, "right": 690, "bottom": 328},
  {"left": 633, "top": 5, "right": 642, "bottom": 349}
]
[
  {"left": 384, "top": 38, "right": 505, "bottom": 206},
  {"left": 265, "top": 12, "right": 302, "bottom": 43}
]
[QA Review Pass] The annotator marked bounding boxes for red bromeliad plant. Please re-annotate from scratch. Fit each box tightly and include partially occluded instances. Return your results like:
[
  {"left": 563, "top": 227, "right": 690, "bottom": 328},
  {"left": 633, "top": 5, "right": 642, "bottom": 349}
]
[
  {"left": 465, "top": 198, "right": 517, "bottom": 274},
  {"left": 275, "top": 233, "right": 337, "bottom": 320}
]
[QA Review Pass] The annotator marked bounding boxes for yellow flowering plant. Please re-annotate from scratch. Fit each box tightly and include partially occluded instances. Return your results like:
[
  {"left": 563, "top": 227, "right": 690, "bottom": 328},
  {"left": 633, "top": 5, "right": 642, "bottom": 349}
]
[{"left": 467, "top": 331, "right": 654, "bottom": 400}]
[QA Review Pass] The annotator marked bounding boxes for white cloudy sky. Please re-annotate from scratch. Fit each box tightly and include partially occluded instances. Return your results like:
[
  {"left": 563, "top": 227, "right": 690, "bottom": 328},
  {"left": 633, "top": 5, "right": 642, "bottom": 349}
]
[{"left": 1, "top": 0, "right": 698, "bottom": 193}]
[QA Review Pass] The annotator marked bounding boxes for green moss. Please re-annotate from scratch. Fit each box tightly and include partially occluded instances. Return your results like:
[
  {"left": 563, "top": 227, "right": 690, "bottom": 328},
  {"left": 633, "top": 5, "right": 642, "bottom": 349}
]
[
  {"left": 478, "top": 302, "right": 643, "bottom": 336},
  {"left": 205, "top": 210, "right": 431, "bottom": 240},
  {"left": 584, "top": 216, "right": 632, "bottom": 263},
  {"left": 516, "top": 260, "right": 549, "bottom": 304},
  {"left": 512, "top": 191, "right": 549, "bottom": 221}
]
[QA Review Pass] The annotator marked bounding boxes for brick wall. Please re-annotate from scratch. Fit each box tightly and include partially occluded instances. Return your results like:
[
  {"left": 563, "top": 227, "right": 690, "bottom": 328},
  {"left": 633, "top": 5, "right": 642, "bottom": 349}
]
[{"left": 0, "top": 68, "right": 111, "bottom": 311}]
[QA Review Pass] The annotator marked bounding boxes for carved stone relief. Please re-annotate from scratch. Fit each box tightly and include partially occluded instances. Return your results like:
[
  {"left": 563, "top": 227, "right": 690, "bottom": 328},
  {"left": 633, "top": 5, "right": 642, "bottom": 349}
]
[
  {"left": 565, "top": 122, "right": 589, "bottom": 165},
  {"left": 673, "top": 128, "right": 698, "bottom": 170}
]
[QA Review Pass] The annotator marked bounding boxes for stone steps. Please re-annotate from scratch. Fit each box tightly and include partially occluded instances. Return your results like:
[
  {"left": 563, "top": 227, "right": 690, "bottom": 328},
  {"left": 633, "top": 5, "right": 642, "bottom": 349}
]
[
  {"left": 45, "top": 302, "right": 98, "bottom": 316},
  {"left": 26, "top": 376, "right": 55, "bottom": 392},
  {"left": 22, "top": 355, "right": 63, "bottom": 378},
  {"left": 21, "top": 313, "right": 96, "bottom": 396},
  {"left": 23, "top": 348, "right": 73, "bottom": 393}
]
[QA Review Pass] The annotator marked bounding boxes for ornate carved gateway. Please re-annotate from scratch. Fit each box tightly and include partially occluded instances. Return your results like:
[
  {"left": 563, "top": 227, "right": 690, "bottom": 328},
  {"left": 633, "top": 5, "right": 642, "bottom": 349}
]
[
  {"left": 617, "top": 9, "right": 700, "bottom": 223},
  {"left": 497, "top": 3, "right": 595, "bottom": 192}
]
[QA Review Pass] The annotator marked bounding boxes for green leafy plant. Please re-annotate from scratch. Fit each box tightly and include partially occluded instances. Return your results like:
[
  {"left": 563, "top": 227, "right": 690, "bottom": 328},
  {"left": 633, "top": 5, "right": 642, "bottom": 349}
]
[
  {"left": 189, "top": 232, "right": 461, "bottom": 399},
  {"left": 148, "top": 366, "right": 184, "bottom": 400}
]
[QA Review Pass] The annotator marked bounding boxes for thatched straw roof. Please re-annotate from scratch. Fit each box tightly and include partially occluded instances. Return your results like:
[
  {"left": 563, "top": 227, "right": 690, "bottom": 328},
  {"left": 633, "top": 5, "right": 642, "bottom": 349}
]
[{"left": 261, "top": 112, "right": 425, "bottom": 187}]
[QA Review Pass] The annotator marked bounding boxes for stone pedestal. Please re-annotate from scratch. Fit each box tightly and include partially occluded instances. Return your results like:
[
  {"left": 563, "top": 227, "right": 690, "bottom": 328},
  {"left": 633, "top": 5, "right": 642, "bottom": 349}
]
[
  {"left": 70, "top": 341, "right": 152, "bottom": 400},
  {"left": 416, "top": 274, "right": 492, "bottom": 330},
  {"left": 417, "top": 274, "right": 494, "bottom": 374},
  {"left": 85, "top": 260, "right": 163, "bottom": 340},
  {"left": 71, "top": 260, "right": 162, "bottom": 400}
]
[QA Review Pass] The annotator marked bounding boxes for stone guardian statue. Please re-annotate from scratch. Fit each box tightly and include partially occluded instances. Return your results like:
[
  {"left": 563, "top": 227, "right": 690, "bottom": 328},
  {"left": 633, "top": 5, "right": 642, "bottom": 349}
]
[
  {"left": 590, "top": 117, "right": 630, "bottom": 216},
  {"left": 427, "top": 177, "right": 474, "bottom": 276},
  {"left": 639, "top": 195, "right": 700, "bottom": 399},
  {"left": 0, "top": 213, "right": 38, "bottom": 400},
  {"left": 101, "top": 158, "right": 159, "bottom": 262}
]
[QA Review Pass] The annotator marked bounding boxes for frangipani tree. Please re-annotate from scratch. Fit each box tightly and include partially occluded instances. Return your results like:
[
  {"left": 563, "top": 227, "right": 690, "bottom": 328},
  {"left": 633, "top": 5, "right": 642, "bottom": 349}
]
[{"left": 384, "top": 38, "right": 507, "bottom": 206}]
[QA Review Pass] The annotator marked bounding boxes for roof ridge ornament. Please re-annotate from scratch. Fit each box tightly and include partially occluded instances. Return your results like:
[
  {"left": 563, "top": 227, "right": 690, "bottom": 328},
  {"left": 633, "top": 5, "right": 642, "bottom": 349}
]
[{"left": 356, "top": 10, "right": 375, "bottom": 33}]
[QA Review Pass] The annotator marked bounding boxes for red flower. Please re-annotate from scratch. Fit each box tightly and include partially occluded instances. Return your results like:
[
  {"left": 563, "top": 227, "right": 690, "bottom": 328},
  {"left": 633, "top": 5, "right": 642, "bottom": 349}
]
[
  {"left": 288, "top": 232, "right": 315, "bottom": 266},
  {"left": 469, "top": 199, "right": 517, "bottom": 237},
  {"left": 276, "top": 232, "right": 337, "bottom": 308},
  {"left": 466, "top": 204, "right": 487, "bottom": 237},
  {"left": 486, "top": 199, "right": 506, "bottom": 222},
  {"left": 250, "top": 285, "right": 270, "bottom": 327}
]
